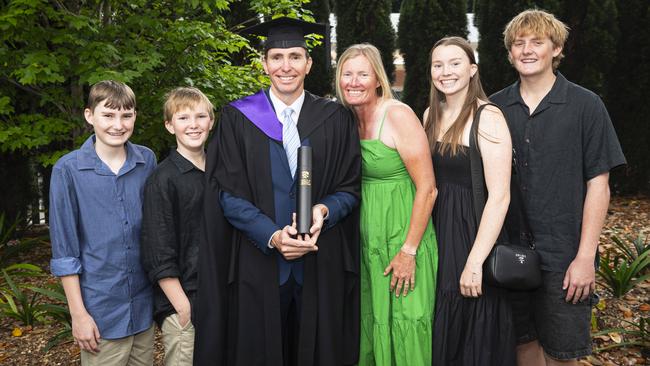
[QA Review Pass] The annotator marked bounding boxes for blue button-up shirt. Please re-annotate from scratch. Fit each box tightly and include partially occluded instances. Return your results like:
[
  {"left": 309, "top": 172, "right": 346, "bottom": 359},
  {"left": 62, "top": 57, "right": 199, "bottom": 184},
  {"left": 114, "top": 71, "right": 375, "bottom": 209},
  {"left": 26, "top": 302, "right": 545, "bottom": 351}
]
[{"left": 49, "top": 135, "right": 156, "bottom": 339}]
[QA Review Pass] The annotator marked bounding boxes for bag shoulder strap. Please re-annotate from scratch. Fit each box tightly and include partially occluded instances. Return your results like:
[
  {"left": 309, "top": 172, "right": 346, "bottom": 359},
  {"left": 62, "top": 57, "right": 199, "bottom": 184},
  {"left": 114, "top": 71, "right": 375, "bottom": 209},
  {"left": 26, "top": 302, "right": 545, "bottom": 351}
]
[
  {"left": 468, "top": 103, "right": 489, "bottom": 224},
  {"left": 468, "top": 103, "right": 535, "bottom": 248}
]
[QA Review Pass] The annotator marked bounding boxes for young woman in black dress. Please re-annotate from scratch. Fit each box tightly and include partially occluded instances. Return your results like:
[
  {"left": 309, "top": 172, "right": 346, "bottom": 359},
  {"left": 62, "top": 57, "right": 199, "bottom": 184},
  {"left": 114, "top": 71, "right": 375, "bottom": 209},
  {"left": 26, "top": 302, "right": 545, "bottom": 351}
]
[{"left": 424, "top": 36, "right": 516, "bottom": 366}]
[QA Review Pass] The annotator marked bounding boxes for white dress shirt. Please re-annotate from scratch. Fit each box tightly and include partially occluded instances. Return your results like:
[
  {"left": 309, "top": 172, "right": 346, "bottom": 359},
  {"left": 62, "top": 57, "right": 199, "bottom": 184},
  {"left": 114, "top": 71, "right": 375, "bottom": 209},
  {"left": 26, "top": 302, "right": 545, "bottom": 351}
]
[{"left": 268, "top": 89, "right": 305, "bottom": 124}]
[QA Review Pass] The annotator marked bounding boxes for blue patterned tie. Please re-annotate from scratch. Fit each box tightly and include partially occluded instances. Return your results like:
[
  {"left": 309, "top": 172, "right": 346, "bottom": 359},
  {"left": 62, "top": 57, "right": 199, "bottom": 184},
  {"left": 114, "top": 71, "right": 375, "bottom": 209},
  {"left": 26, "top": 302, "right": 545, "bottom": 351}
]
[{"left": 282, "top": 107, "right": 300, "bottom": 177}]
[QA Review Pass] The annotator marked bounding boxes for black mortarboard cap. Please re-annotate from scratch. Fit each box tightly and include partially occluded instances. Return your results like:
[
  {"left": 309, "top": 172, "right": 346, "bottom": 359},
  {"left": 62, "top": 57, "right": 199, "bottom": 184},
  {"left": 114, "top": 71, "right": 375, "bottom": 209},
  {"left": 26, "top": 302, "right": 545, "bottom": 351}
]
[{"left": 241, "top": 17, "right": 327, "bottom": 51}]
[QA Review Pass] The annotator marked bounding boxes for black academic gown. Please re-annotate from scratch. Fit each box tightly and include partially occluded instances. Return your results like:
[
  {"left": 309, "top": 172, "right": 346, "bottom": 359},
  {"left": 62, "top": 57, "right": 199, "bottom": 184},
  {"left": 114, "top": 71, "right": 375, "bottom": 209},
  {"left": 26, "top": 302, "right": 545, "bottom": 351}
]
[{"left": 194, "top": 92, "right": 361, "bottom": 366}]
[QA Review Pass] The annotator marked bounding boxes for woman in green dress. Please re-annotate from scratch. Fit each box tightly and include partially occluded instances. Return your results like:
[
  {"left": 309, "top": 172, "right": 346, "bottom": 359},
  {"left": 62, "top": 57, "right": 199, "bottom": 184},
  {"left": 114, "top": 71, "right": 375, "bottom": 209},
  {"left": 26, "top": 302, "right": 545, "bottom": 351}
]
[{"left": 336, "top": 44, "right": 438, "bottom": 366}]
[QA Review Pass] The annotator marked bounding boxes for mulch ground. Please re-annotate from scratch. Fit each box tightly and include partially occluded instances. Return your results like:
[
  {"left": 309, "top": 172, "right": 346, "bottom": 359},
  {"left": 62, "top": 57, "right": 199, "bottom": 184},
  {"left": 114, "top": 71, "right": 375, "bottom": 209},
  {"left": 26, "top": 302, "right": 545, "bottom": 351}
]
[{"left": 0, "top": 196, "right": 648, "bottom": 365}]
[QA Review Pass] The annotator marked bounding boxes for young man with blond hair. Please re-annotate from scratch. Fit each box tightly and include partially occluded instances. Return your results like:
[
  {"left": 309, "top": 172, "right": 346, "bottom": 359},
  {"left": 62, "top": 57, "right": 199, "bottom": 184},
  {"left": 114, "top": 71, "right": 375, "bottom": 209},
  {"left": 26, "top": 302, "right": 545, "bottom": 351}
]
[
  {"left": 491, "top": 9, "right": 626, "bottom": 366},
  {"left": 141, "top": 87, "right": 215, "bottom": 365},
  {"left": 50, "top": 80, "right": 156, "bottom": 365}
]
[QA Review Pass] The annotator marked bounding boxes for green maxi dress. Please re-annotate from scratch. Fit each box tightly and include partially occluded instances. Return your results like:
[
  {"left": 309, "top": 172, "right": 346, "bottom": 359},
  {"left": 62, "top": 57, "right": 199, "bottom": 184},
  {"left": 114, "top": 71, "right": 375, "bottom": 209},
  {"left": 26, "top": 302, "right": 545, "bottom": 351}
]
[{"left": 358, "top": 113, "right": 438, "bottom": 366}]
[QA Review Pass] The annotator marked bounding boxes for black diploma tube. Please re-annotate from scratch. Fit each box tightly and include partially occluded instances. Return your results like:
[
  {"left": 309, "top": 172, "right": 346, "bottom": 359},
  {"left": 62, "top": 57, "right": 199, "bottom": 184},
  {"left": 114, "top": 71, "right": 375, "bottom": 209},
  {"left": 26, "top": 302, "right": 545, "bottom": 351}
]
[{"left": 296, "top": 146, "right": 312, "bottom": 235}]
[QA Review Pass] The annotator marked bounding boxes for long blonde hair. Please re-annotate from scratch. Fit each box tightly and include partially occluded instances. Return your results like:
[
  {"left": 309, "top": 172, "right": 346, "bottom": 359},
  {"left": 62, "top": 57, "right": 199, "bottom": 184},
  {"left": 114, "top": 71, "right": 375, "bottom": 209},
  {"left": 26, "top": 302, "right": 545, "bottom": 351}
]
[
  {"left": 335, "top": 43, "right": 393, "bottom": 108},
  {"left": 425, "top": 36, "right": 487, "bottom": 156}
]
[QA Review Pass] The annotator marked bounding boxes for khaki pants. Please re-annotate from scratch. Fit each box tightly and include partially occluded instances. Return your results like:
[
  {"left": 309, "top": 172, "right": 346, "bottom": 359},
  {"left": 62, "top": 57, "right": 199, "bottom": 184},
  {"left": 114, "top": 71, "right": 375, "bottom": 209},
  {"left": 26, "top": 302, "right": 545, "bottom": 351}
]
[
  {"left": 161, "top": 313, "right": 195, "bottom": 366},
  {"left": 81, "top": 325, "right": 155, "bottom": 366}
]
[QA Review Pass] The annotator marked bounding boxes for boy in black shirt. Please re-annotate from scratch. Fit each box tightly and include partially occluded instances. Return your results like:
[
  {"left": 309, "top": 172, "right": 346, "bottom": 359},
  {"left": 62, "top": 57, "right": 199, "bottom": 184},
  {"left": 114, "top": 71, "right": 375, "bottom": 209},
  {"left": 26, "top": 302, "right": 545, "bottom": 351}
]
[
  {"left": 491, "top": 9, "right": 626, "bottom": 366},
  {"left": 141, "top": 87, "right": 214, "bottom": 365}
]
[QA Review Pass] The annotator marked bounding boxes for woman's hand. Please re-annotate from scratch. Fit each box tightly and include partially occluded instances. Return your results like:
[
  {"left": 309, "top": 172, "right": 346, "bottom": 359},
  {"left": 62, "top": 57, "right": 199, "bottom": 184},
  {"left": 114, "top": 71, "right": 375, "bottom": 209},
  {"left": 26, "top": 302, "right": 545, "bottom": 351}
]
[
  {"left": 459, "top": 262, "right": 483, "bottom": 297},
  {"left": 384, "top": 248, "right": 417, "bottom": 297}
]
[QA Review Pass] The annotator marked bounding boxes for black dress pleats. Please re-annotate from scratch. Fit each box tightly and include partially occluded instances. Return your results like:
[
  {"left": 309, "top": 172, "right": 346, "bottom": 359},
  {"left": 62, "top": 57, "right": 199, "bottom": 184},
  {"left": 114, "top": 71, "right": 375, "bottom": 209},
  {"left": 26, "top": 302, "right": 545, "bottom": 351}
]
[{"left": 431, "top": 146, "right": 516, "bottom": 366}]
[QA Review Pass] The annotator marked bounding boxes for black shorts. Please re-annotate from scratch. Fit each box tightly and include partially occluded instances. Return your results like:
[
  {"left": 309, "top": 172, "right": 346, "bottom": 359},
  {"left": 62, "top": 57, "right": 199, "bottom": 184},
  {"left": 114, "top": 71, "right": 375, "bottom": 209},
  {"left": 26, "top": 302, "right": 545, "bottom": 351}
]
[{"left": 509, "top": 271, "right": 597, "bottom": 360}]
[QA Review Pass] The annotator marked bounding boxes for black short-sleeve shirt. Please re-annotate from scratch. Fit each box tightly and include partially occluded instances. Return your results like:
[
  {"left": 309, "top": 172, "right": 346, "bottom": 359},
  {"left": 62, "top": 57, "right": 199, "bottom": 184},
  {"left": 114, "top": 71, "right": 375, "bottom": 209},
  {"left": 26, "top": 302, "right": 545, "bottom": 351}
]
[{"left": 491, "top": 73, "right": 626, "bottom": 272}]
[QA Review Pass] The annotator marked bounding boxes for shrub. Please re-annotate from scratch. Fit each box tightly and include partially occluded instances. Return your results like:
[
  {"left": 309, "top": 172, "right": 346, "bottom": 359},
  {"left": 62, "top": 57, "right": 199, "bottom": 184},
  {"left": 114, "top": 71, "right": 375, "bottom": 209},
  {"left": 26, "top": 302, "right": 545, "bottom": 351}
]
[
  {"left": 0, "top": 213, "right": 44, "bottom": 268},
  {"left": 32, "top": 282, "right": 72, "bottom": 352},
  {"left": 304, "top": 0, "right": 334, "bottom": 97},
  {"left": 610, "top": 234, "right": 650, "bottom": 264},
  {"left": 335, "top": 0, "right": 396, "bottom": 82},
  {"left": 597, "top": 250, "right": 650, "bottom": 298},
  {"left": 593, "top": 317, "right": 650, "bottom": 352},
  {"left": 0, "top": 269, "right": 49, "bottom": 325},
  {"left": 398, "top": 0, "right": 467, "bottom": 117}
]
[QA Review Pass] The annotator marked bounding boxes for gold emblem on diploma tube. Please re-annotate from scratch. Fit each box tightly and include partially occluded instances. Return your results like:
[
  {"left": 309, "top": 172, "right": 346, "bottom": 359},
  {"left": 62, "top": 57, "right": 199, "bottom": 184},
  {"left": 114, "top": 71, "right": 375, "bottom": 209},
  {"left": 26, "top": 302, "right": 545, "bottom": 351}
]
[{"left": 300, "top": 171, "right": 311, "bottom": 186}]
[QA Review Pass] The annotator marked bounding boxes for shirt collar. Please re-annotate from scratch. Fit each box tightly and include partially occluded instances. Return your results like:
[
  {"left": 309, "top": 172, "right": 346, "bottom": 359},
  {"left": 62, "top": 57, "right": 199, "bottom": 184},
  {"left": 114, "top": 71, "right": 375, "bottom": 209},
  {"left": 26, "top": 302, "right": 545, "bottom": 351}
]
[
  {"left": 503, "top": 80, "right": 524, "bottom": 106},
  {"left": 169, "top": 149, "right": 200, "bottom": 174},
  {"left": 546, "top": 72, "right": 569, "bottom": 104},
  {"left": 506, "top": 71, "right": 569, "bottom": 107},
  {"left": 76, "top": 135, "right": 145, "bottom": 172},
  {"left": 76, "top": 136, "right": 100, "bottom": 169},
  {"left": 268, "top": 88, "right": 305, "bottom": 124}
]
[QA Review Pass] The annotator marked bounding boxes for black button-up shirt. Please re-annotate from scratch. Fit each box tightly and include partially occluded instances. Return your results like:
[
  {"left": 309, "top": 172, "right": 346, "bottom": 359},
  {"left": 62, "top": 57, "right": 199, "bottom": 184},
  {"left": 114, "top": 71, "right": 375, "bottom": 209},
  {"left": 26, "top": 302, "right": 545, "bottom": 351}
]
[
  {"left": 491, "top": 73, "right": 626, "bottom": 272},
  {"left": 141, "top": 149, "right": 204, "bottom": 325}
]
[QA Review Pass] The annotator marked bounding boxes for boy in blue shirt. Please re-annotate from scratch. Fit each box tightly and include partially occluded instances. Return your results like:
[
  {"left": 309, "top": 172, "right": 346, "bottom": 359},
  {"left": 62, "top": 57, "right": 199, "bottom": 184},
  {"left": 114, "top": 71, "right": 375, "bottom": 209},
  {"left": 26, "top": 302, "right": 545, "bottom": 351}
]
[{"left": 49, "top": 80, "right": 157, "bottom": 365}]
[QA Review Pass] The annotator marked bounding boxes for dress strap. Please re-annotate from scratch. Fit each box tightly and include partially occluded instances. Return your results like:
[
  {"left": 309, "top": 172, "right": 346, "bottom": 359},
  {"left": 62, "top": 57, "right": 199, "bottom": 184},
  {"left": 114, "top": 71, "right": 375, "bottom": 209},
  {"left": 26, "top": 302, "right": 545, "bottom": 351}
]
[{"left": 376, "top": 104, "right": 390, "bottom": 140}]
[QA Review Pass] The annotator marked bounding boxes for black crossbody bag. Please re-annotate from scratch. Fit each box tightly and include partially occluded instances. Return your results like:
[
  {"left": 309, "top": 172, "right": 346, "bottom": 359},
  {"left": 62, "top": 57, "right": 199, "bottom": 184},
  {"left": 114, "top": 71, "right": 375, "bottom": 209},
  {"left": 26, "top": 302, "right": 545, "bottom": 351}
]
[{"left": 469, "top": 103, "right": 542, "bottom": 291}]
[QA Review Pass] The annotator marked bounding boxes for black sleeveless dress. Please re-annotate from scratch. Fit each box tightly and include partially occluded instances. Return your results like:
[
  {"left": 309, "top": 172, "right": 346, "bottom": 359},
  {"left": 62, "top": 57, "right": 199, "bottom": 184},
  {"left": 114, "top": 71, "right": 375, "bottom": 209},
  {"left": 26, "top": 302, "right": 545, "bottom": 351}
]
[{"left": 431, "top": 146, "right": 516, "bottom": 366}]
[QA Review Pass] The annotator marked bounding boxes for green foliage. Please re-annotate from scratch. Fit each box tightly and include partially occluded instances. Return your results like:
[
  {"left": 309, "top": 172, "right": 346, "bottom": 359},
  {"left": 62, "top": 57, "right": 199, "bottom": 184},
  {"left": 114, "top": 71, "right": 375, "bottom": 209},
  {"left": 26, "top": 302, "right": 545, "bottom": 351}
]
[
  {"left": 475, "top": 0, "right": 649, "bottom": 194},
  {"left": 0, "top": 212, "right": 22, "bottom": 267},
  {"left": 1, "top": 0, "right": 315, "bottom": 218},
  {"left": 391, "top": 0, "right": 402, "bottom": 12},
  {"left": 0, "top": 96, "right": 13, "bottom": 115},
  {"left": 304, "top": 0, "right": 334, "bottom": 97},
  {"left": 474, "top": 0, "right": 516, "bottom": 94},
  {"left": 596, "top": 250, "right": 650, "bottom": 298},
  {"left": 0, "top": 261, "right": 72, "bottom": 349},
  {"left": 2, "top": 263, "right": 43, "bottom": 278},
  {"left": 250, "top": 0, "right": 310, "bottom": 16},
  {"left": 335, "top": 0, "right": 396, "bottom": 81},
  {"left": 610, "top": 234, "right": 650, "bottom": 264},
  {"left": 0, "top": 266, "right": 73, "bottom": 349},
  {"left": 32, "top": 282, "right": 73, "bottom": 352},
  {"left": 0, "top": 263, "right": 44, "bottom": 301},
  {"left": 607, "top": 0, "right": 650, "bottom": 194},
  {"left": 30, "top": 282, "right": 70, "bottom": 323},
  {"left": 225, "top": 0, "right": 257, "bottom": 29},
  {"left": 0, "top": 268, "right": 49, "bottom": 326},
  {"left": 398, "top": 0, "right": 467, "bottom": 117},
  {"left": 593, "top": 317, "right": 650, "bottom": 351},
  {"left": 0, "top": 262, "right": 44, "bottom": 321},
  {"left": 0, "top": 213, "right": 44, "bottom": 268},
  {"left": 0, "top": 0, "right": 308, "bottom": 164},
  {"left": 44, "top": 325, "right": 73, "bottom": 352},
  {"left": 0, "top": 155, "right": 38, "bottom": 227},
  {"left": 557, "top": 0, "right": 618, "bottom": 96},
  {"left": 224, "top": 0, "right": 258, "bottom": 61},
  {"left": 475, "top": 0, "right": 540, "bottom": 94}
]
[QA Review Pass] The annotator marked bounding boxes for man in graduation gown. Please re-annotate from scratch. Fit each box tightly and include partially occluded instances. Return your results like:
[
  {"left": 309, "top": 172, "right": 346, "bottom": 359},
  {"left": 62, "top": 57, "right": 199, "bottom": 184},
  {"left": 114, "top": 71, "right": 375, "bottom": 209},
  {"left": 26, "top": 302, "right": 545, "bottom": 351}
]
[{"left": 194, "top": 17, "right": 361, "bottom": 366}]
